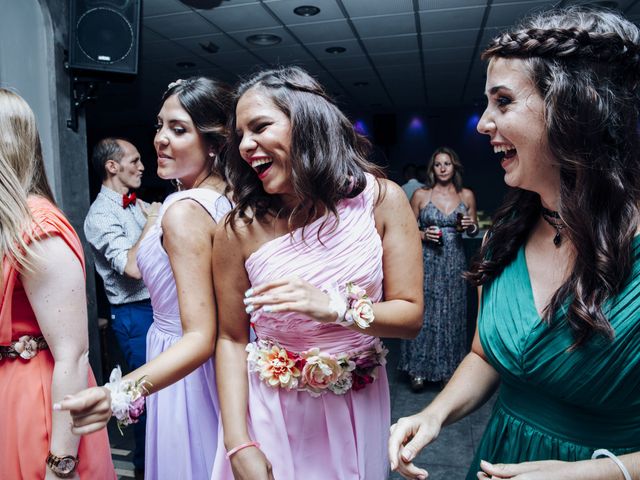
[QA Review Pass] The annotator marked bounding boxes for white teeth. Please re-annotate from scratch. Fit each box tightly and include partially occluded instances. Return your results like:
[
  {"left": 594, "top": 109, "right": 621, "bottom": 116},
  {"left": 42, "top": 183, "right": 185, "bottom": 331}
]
[
  {"left": 251, "top": 158, "right": 273, "bottom": 168},
  {"left": 493, "top": 144, "right": 516, "bottom": 154}
]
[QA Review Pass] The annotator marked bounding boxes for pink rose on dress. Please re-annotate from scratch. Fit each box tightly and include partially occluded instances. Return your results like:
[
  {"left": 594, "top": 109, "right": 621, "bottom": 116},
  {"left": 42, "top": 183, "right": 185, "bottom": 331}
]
[
  {"left": 346, "top": 299, "right": 375, "bottom": 329},
  {"left": 14, "top": 335, "right": 38, "bottom": 360},
  {"left": 301, "top": 349, "right": 342, "bottom": 395}
]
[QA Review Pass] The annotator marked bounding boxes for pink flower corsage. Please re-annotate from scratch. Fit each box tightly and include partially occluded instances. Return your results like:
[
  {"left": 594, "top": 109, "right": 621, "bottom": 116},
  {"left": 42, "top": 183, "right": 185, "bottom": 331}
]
[
  {"left": 247, "top": 339, "right": 387, "bottom": 396},
  {"left": 104, "top": 366, "right": 151, "bottom": 434},
  {"left": 325, "top": 282, "right": 375, "bottom": 329}
]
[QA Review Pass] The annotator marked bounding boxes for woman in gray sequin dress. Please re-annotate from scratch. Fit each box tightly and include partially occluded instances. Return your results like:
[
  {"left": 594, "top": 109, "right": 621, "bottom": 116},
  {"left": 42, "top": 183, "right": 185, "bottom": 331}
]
[{"left": 399, "top": 147, "right": 478, "bottom": 390}]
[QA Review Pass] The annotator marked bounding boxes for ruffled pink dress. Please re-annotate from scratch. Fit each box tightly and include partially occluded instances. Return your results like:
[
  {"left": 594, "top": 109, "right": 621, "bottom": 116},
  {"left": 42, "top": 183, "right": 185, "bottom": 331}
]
[{"left": 212, "top": 174, "right": 390, "bottom": 480}]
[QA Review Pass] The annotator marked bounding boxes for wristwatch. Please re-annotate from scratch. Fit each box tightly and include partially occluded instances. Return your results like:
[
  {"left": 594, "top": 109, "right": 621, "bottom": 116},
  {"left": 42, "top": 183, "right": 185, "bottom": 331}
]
[{"left": 46, "top": 451, "right": 79, "bottom": 478}]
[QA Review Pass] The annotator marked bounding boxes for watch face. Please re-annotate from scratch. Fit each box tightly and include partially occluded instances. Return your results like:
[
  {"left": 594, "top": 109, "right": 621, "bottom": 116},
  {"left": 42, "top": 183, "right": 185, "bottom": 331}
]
[{"left": 57, "top": 458, "right": 75, "bottom": 473}]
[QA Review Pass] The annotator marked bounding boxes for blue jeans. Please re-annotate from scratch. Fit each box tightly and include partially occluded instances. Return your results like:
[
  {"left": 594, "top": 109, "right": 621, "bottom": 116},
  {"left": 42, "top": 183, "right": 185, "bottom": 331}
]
[{"left": 110, "top": 300, "right": 153, "bottom": 471}]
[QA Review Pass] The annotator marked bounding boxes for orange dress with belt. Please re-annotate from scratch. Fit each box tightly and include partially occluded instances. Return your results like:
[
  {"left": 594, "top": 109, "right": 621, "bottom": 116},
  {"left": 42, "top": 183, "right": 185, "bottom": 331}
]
[{"left": 0, "top": 196, "right": 115, "bottom": 479}]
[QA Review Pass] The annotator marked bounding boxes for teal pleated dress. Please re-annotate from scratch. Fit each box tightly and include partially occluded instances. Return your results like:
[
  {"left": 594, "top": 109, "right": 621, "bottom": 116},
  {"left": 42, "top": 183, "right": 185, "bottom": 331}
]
[{"left": 467, "top": 239, "right": 640, "bottom": 479}]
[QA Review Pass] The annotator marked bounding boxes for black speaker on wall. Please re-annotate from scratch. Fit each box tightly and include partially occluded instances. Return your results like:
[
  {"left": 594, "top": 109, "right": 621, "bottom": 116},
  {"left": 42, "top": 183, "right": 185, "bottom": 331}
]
[{"left": 69, "top": 0, "right": 141, "bottom": 75}]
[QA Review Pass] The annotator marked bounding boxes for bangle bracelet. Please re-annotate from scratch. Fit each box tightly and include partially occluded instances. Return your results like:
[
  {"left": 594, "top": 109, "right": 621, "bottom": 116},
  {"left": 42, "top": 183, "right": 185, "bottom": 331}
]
[
  {"left": 592, "top": 449, "right": 631, "bottom": 480},
  {"left": 226, "top": 441, "right": 260, "bottom": 459},
  {"left": 466, "top": 223, "right": 479, "bottom": 237}
]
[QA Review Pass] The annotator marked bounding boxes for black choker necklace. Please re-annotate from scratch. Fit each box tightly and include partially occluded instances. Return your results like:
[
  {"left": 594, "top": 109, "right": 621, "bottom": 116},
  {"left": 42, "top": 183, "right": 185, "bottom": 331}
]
[{"left": 541, "top": 206, "right": 565, "bottom": 247}]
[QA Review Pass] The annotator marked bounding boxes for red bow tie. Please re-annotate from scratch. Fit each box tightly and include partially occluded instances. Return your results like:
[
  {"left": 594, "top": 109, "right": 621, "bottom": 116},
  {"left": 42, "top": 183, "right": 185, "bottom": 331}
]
[{"left": 122, "top": 192, "right": 137, "bottom": 208}]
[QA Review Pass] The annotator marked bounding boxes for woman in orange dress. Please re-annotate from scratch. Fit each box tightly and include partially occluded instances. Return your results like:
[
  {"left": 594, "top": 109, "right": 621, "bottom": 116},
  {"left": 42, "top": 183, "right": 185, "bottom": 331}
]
[{"left": 0, "top": 88, "right": 115, "bottom": 479}]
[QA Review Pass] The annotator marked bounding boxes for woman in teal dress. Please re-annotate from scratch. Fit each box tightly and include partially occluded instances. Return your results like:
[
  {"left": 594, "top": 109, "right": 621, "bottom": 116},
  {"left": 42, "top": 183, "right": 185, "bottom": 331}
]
[{"left": 389, "top": 6, "right": 640, "bottom": 480}]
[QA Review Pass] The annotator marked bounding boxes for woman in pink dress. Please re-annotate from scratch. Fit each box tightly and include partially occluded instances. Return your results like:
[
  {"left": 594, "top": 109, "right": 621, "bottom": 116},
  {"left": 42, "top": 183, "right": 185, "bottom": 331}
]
[
  {"left": 60, "top": 77, "right": 233, "bottom": 479},
  {"left": 212, "top": 66, "right": 424, "bottom": 480}
]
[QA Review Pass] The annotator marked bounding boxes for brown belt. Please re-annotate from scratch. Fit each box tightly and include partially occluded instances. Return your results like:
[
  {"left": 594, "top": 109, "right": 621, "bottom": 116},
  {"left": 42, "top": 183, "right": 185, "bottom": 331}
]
[{"left": 0, "top": 335, "right": 48, "bottom": 361}]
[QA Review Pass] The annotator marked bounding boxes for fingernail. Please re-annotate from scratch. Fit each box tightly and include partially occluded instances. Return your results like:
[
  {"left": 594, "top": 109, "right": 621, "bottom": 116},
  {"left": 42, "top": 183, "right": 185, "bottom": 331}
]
[
  {"left": 243, "top": 297, "right": 252, "bottom": 305},
  {"left": 480, "top": 460, "right": 491, "bottom": 467},
  {"left": 262, "top": 305, "right": 273, "bottom": 312},
  {"left": 245, "top": 305, "right": 255, "bottom": 314},
  {"left": 53, "top": 403, "right": 61, "bottom": 411},
  {"left": 417, "top": 475, "right": 427, "bottom": 480},
  {"left": 244, "top": 288, "right": 254, "bottom": 298},
  {"left": 401, "top": 448, "right": 413, "bottom": 461}
]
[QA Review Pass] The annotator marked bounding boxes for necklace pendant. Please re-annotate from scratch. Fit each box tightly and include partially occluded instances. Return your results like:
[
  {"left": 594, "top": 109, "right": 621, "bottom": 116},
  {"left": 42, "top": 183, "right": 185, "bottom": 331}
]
[{"left": 553, "top": 231, "right": 562, "bottom": 247}]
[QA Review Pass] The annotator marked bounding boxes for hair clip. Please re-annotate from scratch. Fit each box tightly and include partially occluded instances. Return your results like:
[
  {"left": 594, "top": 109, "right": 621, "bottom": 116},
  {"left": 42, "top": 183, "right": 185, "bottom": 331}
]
[{"left": 167, "top": 79, "right": 184, "bottom": 90}]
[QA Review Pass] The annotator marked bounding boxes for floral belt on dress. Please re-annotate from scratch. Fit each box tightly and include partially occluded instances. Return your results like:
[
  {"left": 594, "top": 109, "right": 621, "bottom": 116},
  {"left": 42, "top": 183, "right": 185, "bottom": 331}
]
[
  {"left": 0, "top": 335, "right": 48, "bottom": 361},
  {"left": 246, "top": 338, "right": 388, "bottom": 397}
]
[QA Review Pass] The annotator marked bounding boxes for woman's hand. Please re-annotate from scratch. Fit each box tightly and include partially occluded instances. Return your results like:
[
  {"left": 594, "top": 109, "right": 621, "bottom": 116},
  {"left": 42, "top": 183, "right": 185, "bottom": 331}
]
[
  {"left": 244, "top": 276, "right": 337, "bottom": 323},
  {"left": 461, "top": 215, "right": 476, "bottom": 229},
  {"left": 388, "top": 411, "right": 443, "bottom": 479},
  {"left": 229, "top": 446, "right": 275, "bottom": 480},
  {"left": 477, "top": 460, "right": 574, "bottom": 479},
  {"left": 423, "top": 226, "right": 441, "bottom": 244},
  {"left": 55, "top": 387, "right": 112, "bottom": 435}
]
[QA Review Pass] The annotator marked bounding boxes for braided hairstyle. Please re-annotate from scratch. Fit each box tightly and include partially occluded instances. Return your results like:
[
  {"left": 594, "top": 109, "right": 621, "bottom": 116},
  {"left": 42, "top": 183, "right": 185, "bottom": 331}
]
[
  {"left": 225, "top": 66, "right": 383, "bottom": 231},
  {"left": 467, "top": 7, "right": 640, "bottom": 348}
]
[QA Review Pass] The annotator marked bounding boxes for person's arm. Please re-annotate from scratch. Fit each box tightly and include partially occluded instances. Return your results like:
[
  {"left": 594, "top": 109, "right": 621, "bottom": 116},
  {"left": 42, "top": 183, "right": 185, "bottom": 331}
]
[
  {"left": 410, "top": 189, "right": 429, "bottom": 243},
  {"left": 244, "top": 180, "right": 423, "bottom": 339},
  {"left": 123, "top": 201, "right": 161, "bottom": 279},
  {"left": 59, "top": 200, "right": 218, "bottom": 432},
  {"left": 388, "top": 305, "right": 500, "bottom": 479},
  {"left": 214, "top": 220, "right": 274, "bottom": 480},
  {"left": 477, "top": 453, "right": 640, "bottom": 479},
  {"left": 21, "top": 235, "right": 90, "bottom": 480},
  {"left": 460, "top": 189, "right": 479, "bottom": 235},
  {"left": 84, "top": 202, "right": 160, "bottom": 281}
]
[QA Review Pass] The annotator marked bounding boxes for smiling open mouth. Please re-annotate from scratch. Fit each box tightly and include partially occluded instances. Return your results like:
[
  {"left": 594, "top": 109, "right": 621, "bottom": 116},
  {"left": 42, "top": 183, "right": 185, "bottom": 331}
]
[
  {"left": 494, "top": 144, "right": 516, "bottom": 159},
  {"left": 251, "top": 158, "right": 273, "bottom": 176}
]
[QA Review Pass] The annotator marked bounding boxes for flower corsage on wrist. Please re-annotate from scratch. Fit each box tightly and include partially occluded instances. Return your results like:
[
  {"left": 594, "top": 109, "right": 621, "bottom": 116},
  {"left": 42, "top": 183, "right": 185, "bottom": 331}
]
[
  {"left": 104, "top": 366, "right": 151, "bottom": 434},
  {"left": 326, "top": 281, "right": 375, "bottom": 329}
]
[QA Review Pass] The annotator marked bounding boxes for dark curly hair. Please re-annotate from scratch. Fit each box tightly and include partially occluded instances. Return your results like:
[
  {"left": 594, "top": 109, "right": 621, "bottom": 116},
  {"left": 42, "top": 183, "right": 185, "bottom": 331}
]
[
  {"left": 224, "top": 66, "right": 384, "bottom": 231},
  {"left": 467, "top": 6, "right": 640, "bottom": 348}
]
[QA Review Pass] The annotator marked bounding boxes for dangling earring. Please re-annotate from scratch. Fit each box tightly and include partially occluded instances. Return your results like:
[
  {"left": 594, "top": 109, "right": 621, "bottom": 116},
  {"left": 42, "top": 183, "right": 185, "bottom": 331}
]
[{"left": 172, "top": 178, "right": 183, "bottom": 191}]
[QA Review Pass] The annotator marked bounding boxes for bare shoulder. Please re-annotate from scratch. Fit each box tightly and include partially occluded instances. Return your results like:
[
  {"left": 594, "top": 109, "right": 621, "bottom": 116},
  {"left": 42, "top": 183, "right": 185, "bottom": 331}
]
[
  {"left": 412, "top": 187, "right": 430, "bottom": 201},
  {"left": 461, "top": 188, "right": 475, "bottom": 199},
  {"left": 375, "top": 178, "right": 408, "bottom": 207},
  {"left": 162, "top": 198, "right": 216, "bottom": 240}
]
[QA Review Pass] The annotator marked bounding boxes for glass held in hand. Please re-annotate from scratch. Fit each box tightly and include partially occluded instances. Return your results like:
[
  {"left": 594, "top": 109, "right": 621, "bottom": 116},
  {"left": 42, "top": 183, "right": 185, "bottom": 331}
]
[{"left": 455, "top": 212, "right": 464, "bottom": 233}]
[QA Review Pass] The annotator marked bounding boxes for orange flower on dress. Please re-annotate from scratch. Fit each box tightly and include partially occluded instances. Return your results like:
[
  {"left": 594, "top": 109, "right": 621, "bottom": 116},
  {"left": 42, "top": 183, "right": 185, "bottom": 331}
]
[{"left": 247, "top": 342, "right": 301, "bottom": 389}]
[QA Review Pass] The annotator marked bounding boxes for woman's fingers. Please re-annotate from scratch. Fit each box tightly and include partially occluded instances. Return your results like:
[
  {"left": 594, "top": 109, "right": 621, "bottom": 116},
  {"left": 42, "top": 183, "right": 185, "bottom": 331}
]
[{"left": 55, "top": 387, "right": 110, "bottom": 415}]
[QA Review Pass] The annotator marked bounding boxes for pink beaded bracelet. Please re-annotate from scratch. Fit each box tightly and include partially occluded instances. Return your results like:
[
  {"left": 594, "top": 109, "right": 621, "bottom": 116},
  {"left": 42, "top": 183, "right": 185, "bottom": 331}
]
[{"left": 226, "top": 441, "right": 260, "bottom": 459}]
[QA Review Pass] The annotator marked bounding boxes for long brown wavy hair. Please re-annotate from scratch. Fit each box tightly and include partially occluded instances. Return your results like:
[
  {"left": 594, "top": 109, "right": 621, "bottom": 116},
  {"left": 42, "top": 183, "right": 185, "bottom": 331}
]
[
  {"left": 466, "top": 7, "right": 640, "bottom": 348},
  {"left": 224, "top": 66, "right": 384, "bottom": 232}
]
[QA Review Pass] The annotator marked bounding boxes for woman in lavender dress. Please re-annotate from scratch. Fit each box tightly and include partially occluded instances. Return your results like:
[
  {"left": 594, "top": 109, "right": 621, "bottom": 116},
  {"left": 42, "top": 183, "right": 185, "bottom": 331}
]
[{"left": 60, "top": 77, "right": 232, "bottom": 479}]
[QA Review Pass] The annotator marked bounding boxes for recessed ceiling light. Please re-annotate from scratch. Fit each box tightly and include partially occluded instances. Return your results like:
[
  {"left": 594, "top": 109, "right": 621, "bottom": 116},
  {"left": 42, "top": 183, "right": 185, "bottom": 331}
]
[
  {"left": 294, "top": 5, "right": 320, "bottom": 16},
  {"left": 176, "top": 61, "right": 196, "bottom": 69},
  {"left": 353, "top": 81, "right": 369, "bottom": 87},
  {"left": 199, "top": 41, "right": 219, "bottom": 54},
  {"left": 325, "top": 46, "right": 346, "bottom": 54},
  {"left": 246, "top": 34, "right": 282, "bottom": 46}
]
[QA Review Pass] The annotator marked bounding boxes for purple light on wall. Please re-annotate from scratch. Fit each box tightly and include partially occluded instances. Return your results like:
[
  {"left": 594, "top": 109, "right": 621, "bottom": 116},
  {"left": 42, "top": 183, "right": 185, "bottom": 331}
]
[
  {"left": 408, "top": 116, "right": 424, "bottom": 133},
  {"left": 354, "top": 119, "right": 369, "bottom": 136},
  {"left": 468, "top": 114, "right": 481, "bottom": 131}
]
